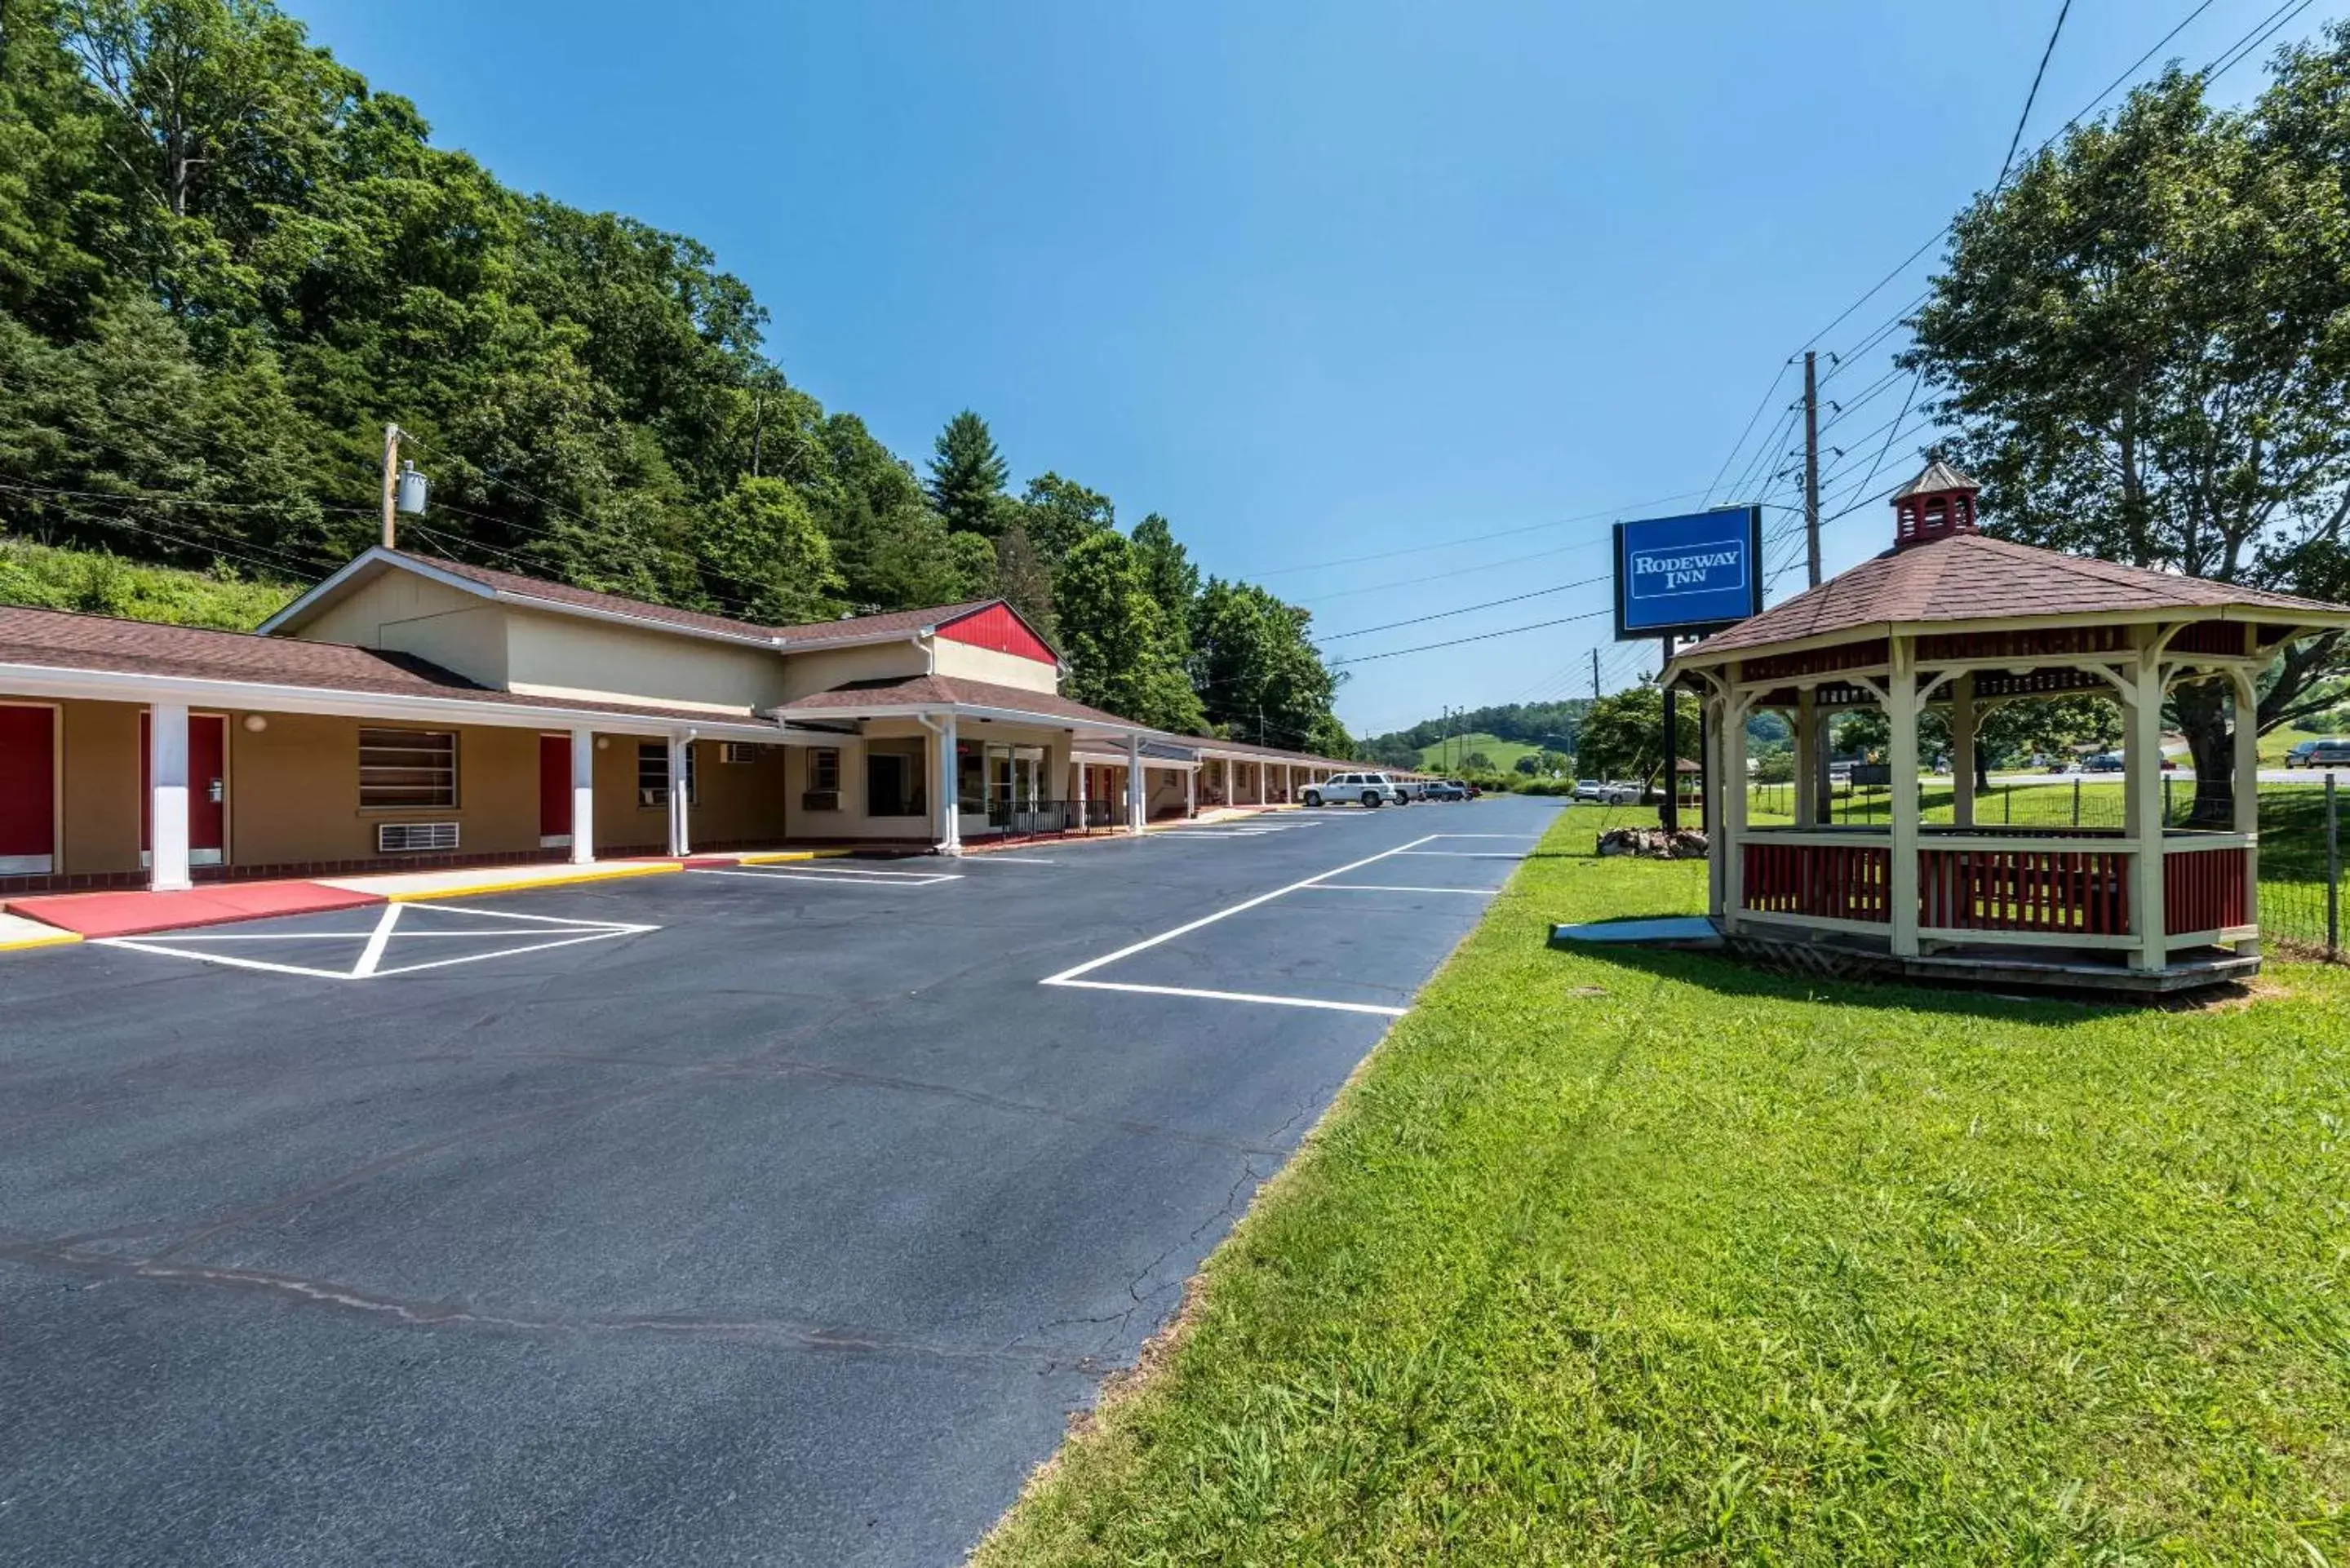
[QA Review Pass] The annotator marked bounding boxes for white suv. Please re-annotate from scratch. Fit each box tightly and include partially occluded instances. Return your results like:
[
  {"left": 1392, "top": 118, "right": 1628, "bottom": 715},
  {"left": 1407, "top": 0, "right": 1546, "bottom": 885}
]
[{"left": 1302, "top": 772, "right": 1406, "bottom": 808}]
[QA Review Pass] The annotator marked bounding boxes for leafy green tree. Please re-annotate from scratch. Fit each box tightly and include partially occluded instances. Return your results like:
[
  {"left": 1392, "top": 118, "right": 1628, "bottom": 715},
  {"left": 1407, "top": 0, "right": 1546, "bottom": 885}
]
[
  {"left": 1053, "top": 530, "right": 1202, "bottom": 732},
  {"left": 702, "top": 476, "right": 843, "bottom": 624},
  {"left": 1905, "top": 50, "right": 2350, "bottom": 820},
  {"left": 926, "top": 410, "right": 1007, "bottom": 537},
  {"left": 1513, "top": 755, "right": 1540, "bottom": 776},
  {"left": 1461, "top": 750, "right": 1492, "bottom": 771},
  {"left": 1008, "top": 471, "right": 1111, "bottom": 564},
  {"left": 1193, "top": 577, "right": 1346, "bottom": 753},
  {"left": 1576, "top": 684, "right": 1696, "bottom": 782},
  {"left": 1128, "top": 512, "right": 1196, "bottom": 653}
]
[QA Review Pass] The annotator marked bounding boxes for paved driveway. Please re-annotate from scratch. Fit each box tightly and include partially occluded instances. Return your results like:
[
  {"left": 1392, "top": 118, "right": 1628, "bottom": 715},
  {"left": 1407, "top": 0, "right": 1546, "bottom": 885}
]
[{"left": 0, "top": 796, "right": 1558, "bottom": 1566}]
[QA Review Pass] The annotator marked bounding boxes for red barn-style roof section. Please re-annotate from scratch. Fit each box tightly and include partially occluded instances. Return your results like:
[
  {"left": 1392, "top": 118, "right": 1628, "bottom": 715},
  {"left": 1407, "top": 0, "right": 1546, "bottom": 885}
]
[{"left": 937, "top": 601, "right": 1057, "bottom": 666}]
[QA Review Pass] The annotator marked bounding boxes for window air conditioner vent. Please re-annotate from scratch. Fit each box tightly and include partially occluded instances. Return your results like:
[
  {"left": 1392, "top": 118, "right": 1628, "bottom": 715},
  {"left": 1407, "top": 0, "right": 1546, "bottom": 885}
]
[
  {"left": 378, "top": 821, "right": 459, "bottom": 853},
  {"left": 800, "top": 790, "right": 841, "bottom": 813}
]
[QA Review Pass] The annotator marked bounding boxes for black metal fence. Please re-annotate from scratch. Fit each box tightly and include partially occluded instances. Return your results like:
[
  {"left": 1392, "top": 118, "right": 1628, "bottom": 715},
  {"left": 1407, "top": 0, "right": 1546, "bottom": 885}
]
[{"left": 964, "top": 798, "right": 1123, "bottom": 840}]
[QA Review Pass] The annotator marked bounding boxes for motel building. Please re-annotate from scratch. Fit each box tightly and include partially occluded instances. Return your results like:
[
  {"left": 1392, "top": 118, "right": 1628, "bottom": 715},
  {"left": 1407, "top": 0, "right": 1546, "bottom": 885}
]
[{"left": 0, "top": 547, "right": 1356, "bottom": 897}]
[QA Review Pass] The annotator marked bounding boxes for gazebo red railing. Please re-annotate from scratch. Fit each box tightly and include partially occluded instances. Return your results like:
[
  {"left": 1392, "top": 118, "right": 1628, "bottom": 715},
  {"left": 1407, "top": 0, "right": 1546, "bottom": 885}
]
[{"left": 1742, "top": 840, "right": 1891, "bottom": 924}]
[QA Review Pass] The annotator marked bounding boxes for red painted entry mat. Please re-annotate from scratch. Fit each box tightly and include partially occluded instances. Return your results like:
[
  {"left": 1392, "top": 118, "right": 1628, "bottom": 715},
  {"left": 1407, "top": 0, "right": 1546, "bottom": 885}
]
[{"left": 7, "top": 881, "right": 384, "bottom": 939}]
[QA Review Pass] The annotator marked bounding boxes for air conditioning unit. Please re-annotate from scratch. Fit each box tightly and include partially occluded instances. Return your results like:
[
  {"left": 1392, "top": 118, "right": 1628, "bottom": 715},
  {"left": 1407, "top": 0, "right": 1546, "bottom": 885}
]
[
  {"left": 378, "top": 822, "right": 459, "bottom": 853},
  {"left": 800, "top": 790, "right": 840, "bottom": 812}
]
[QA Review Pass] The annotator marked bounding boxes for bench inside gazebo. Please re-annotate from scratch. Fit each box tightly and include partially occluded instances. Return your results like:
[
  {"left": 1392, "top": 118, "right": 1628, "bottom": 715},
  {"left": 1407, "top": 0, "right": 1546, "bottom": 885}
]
[{"left": 1664, "top": 458, "right": 2350, "bottom": 994}]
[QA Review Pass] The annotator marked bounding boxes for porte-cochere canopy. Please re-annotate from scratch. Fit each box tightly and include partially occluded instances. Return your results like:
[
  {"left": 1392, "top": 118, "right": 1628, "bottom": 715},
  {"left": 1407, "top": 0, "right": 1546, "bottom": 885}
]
[{"left": 1663, "top": 458, "right": 2350, "bottom": 990}]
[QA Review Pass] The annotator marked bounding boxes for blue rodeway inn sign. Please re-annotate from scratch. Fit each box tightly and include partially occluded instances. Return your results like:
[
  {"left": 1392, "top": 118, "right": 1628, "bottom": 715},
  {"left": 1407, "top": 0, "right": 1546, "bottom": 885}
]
[{"left": 1612, "top": 505, "right": 1764, "bottom": 641}]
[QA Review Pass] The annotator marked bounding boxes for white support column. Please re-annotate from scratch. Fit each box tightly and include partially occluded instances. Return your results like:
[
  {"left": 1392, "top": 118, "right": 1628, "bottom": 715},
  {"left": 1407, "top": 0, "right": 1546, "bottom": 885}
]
[
  {"left": 1946, "top": 675, "right": 1974, "bottom": 828},
  {"left": 2232, "top": 666, "right": 2261, "bottom": 957},
  {"left": 936, "top": 714, "right": 962, "bottom": 855},
  {"left": 667, "top": 734, "right": 692, "bottom": 857},
  {"left": 148, "top": 701, "right": 193, "bottom": 893},
  {"left": 1283, "top": 764, "right": 1292, "bottom": 803},
  {"left": 1075, "top": 749, "right": 1089, "bottom": 828},
  {"left": 1185, "top": 766, "right": 1196, "bottom": 817},
  {"left": 570, "top": 726, "right": 596, "bottom": 865},
  {"left": 1126, "top": 733, "right": 1145, "bottom": 834},
  {"left": 1888, "top": 637, "right": 1921, "bottom": 958},
  {"left": 1793, "top": 688, "right": 1819, "bottom": 829},
  {"left": 2124, "top": 637, "right": 2166, "bottom": 970}
]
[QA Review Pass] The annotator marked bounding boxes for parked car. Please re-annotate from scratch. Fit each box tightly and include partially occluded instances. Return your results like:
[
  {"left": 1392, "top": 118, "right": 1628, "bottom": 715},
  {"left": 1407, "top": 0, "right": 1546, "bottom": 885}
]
[
  {"left": 2309, "top": 738, "right": 2350, "bottom": 768},
  {"left": 2082, "top": 752, "right": 2125, "bottom": 773},
  {"left": 2287, "top": 739, "right": 2320, "bottom": 767},
  {"left": 1422, "top": 779, "right": 1468, "bottom": 801},
  {"left": 1572, "top": 779, "right": 1641, "bottom": 805},
  {"left": 1572, "top": 779, "right": 1607, "bottom": 802},
  {"left": 1301, "top": 772, "right": 1406, "bottom": 808}
]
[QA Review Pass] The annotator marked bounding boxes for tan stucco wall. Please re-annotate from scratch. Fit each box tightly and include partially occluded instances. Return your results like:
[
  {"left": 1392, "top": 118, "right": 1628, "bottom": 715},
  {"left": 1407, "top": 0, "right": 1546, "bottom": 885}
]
[
  {"left": 222, "top": 713, "right": 541, "bottom": 866},
  {"left": 504, "top": 609, "right": 787, "bottom": 715},
  {"left": 776, "top": 640, "right": 929, "bottom": 702},
  {"left": 787, "top": 734, "right": 932, "bottom": 840},
  {"left": 58, "top": 698, "right": 141, "bottom": 875},
  {"left": 589, "top": 737, "right": 789, "bottom": 852},
  {"left": 291, "top": 569, "right": 511, "bottom": 689},
  {"left": 929, "top": 638, "right": 1061, "bottom": 695}
]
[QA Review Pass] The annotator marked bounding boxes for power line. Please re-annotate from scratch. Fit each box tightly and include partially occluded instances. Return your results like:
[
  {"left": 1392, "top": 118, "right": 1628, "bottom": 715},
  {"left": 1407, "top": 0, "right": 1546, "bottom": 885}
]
[
  {"left": 1998, "top": 0, "right": 2077, "bottom": 190},
  {"left": 1328, "top": 606, "right": 1612, "bottom": 667},
  {"left": 1705, "top": 361, "right": 1794, "bottom": 505},
  {"left": 1239, "top": 485, "right": 1725, "bottom": 581},
  {"left": 1316, "top": 572, "right": 1612, "bottom": 641}
]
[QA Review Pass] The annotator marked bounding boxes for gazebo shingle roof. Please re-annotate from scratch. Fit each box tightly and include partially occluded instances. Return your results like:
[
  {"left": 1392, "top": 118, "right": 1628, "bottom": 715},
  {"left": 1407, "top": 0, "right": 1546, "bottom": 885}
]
[{"left": 1686, "top": 533, "right": 2343, "bottom": 658}]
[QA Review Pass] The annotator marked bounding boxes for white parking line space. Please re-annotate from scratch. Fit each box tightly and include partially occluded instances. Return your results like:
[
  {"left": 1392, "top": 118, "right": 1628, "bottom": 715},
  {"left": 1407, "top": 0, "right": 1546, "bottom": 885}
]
[
  {"left": 98, "top": 901, "right": 659, "bottom": 981},
  {"left": 689, "top": 865, "right": 963, "bottom": 888},
  {"left": 1040, "top": 831, "right": 1524, "bottom": 1016}
]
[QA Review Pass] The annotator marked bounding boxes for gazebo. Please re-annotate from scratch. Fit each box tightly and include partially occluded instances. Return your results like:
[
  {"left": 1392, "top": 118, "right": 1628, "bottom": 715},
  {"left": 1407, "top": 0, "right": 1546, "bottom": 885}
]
[{"left": 1663, "top": 458, "right": 2350, "bottom": 991}]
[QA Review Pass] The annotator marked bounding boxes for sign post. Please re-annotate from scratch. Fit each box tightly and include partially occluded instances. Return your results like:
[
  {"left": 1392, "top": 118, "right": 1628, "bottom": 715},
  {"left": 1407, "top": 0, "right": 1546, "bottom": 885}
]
[{"left": 1612, "top": 507, "right": 1764, "bottom": 831}]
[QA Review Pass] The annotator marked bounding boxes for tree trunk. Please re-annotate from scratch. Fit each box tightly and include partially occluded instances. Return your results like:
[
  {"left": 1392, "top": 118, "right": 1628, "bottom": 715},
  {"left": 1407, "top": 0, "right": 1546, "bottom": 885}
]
[{"left": 2170, "top": 680, "right": 2234, "bottom": 829}]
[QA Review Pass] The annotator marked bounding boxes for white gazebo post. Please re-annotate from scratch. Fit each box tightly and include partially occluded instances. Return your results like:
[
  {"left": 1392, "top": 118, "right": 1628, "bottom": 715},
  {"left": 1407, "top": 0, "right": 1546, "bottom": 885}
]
[
  {"left": 1702, "top": 691, "right": 1726, "bottom": 919},
  {"left": 1887, "top": 638, "right": 1922, "bottom": 959},
  {"left": 667, "top": 733, "right": 693, "bottom": 857},
  {"left": 2231, "top": 666, "right": 2261, "bottom": 958},
  {"left": 1949, "top": 673, "right": 1977, "bottom": 831},
  {"left": 2123, "top": 631, "right": 2166, "bottom": 970},
  {"left": 570, "top": 726, "right": 596, "bottom": 864},
  {"left": 148, "top": 700, "right": 193, "bottom": 892},
  {"left": 1126, "top": 733, "right": 1145, "bottom": 834},
  {"left": 1793, "top": 687, "right": 1819, "bottom": 829},
  {"left": 1720, "top": 666, "right": 1749, "bottom": 928},
  {"left": 936, "top": 714, "right": 962, "bottom": 855}
]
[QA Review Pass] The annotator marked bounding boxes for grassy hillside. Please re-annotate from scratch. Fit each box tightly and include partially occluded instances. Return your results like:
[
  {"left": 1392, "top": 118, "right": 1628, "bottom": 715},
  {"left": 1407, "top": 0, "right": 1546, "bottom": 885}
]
[
  {"left": 1414, "top": 732, "right": 1550, "bottom": 773},
  {"left": 0, "top": 537, "right": 295, "bottom": 631}
]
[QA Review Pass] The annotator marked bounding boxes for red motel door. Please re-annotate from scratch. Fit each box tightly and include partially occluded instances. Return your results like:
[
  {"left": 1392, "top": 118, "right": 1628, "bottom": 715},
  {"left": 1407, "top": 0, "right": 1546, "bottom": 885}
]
[
  {"left": 140, "top": 711, "right": 228, "bottom": 862},
  {"left": 0, "top": 704, "right": 55, "bottom": 872},
  {"left": 539, "top": 733, "right": 572, "bottom": 842}
]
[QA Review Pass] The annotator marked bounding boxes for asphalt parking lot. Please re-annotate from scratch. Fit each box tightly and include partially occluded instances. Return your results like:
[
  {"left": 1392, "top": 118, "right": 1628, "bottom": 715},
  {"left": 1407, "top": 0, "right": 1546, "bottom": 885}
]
[{"left": 0, "top": 794, "right": 1559, "bottom": 1568}]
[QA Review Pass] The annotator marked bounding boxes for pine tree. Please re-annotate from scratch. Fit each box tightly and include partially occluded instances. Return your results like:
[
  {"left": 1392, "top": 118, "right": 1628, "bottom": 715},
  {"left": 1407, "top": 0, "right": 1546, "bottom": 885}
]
[{"left": 926, "top": 410, "right": 1009, "bottom": 537}]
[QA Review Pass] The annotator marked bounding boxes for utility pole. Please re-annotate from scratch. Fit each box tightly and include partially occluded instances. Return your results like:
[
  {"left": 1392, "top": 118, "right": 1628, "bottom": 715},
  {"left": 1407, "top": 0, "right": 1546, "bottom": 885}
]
[
  {"left": 751, "top": 392, "right": 765, "bottom": 478},
  {"left": 379, "top": 423, "right": 401, "bottom": 550},
  {"left": 1590, "top": 649, "right": 1601, "bottom": 700},
  {"left": 1803, "top": 350, "right": 1831, "bottom": 817},
  {"left": 1661, "top": 636, "right": 1678, "bottom": 833}
]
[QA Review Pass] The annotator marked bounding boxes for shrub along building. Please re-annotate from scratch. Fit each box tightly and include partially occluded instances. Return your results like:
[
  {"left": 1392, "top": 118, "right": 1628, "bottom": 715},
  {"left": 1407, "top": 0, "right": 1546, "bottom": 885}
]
[
  {"left": 1663, "top": 457, "right": 2350, "bottom": 991},
  {"left": 0, "top": 546, "right": 1355, "bottom": 895}
]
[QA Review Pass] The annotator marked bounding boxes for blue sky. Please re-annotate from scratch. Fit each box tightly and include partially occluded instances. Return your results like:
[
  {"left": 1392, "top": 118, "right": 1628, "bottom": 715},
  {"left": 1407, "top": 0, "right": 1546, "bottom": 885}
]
[{"left": 300, "top": 0, "right": 2338, "bottom": 744}]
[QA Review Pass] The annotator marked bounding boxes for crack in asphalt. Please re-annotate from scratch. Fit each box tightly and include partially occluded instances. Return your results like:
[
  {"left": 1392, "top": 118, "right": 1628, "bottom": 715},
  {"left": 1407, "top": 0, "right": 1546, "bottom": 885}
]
[{"left": 0, "top": 1242, "right": 1110, "bottom": 1375}]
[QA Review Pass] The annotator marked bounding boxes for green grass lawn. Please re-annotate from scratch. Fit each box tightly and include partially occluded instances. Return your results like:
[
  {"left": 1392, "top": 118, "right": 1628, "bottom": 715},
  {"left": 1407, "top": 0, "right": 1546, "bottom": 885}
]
[
  {"left": 1417, "top": 732, "right": 1548, "bottom": 774},
  {"left": 978, "top": 812, "right": 2350, "bottom": 1566}
]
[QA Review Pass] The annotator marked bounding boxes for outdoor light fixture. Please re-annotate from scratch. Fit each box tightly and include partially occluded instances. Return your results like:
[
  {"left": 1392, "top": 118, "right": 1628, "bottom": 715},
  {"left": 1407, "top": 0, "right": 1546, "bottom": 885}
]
[{"left": 242, "top": 714, "right": 268, "bottom": 733}]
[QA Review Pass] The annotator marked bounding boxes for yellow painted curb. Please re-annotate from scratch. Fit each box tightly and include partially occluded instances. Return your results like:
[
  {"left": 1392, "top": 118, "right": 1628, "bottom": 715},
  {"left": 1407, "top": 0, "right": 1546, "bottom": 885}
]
[
  {"left": 730, "top": 848, "right": 855, "bottom": 865},
  {"left": 383, "top": 862, "right": 685, "bottom": 902},
  {"left": 0, "top": 929, "right": 82, "bottom": 954}
]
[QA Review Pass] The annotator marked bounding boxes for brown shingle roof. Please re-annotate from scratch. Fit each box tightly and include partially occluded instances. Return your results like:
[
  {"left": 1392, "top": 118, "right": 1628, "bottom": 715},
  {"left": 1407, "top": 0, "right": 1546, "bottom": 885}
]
[
  {"left": 1687, "top": 534, "right": 2348, "bottom": 658},
  {"left": 778, "top": 673, "right": 1146, "bottom": 729},
  {"left": 387, "top": 551, "right": 1000, "bottom": 648},
  {"left": 0, "top": 605, "right": 779, "bottom": 729}
]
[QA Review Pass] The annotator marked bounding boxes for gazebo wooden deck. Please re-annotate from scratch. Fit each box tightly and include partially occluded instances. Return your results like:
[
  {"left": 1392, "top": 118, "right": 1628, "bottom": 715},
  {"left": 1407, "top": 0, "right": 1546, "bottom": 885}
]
[{"left": 1664, "top": 458, "right": 2350, "bottom": 993}]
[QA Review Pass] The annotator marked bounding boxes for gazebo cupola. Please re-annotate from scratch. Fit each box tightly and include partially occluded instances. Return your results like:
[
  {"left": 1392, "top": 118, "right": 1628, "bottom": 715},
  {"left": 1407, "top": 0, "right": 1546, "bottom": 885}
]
[{"left": 1890, "top": 451, "right": 1980, "bottom": 550}]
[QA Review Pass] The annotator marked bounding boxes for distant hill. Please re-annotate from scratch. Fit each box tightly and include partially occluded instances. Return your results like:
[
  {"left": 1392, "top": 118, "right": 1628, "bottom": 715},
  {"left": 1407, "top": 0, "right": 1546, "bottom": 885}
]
[
  {"left": 1413, "top": 732, "right": 1550, "bottom": 773},
  {"left": 1362, "top": 700, "right": 1590, "bottom": 770}
]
